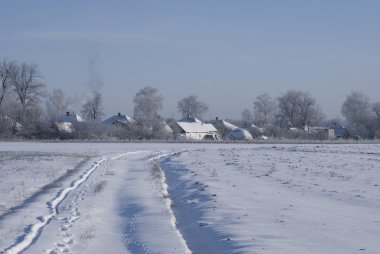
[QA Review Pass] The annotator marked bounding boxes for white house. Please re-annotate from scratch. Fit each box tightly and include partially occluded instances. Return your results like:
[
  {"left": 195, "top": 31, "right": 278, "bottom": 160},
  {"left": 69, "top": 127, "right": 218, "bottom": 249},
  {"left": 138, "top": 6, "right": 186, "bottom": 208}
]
[
  {"left": 174, "top": 117, "right": 220, "bottom": 140},
  {"left": 53, "top": 112, "right": 84, "bottom": 137}
]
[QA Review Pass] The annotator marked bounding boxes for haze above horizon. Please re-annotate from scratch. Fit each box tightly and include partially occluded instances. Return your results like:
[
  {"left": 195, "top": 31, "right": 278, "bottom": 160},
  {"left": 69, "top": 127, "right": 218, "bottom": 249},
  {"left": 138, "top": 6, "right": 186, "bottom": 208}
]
[{"left": 1, "top": 0, "right": 379, "bottom": 120}]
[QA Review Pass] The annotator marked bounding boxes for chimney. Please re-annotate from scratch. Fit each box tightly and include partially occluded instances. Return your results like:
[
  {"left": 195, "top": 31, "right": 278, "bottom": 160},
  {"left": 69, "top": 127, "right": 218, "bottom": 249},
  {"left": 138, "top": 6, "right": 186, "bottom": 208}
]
[
  {"left": 118, "top": 112, "right": 121, "bottom": 117},
  {"left": 66, "top": 112, "right": 70, "bottom": 116},
  {"left": 187, "top": 114, "right": 191, "bottom": 119},
  {"left": 215, "top": 117, "right": 219, "bottom": 121}
]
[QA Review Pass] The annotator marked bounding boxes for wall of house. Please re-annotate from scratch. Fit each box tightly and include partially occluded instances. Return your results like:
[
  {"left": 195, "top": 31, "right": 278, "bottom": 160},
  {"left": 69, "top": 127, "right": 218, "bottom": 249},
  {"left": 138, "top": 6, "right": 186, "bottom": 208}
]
[{"left": 328, "top": 128, "right": 335, "bottom": 139}]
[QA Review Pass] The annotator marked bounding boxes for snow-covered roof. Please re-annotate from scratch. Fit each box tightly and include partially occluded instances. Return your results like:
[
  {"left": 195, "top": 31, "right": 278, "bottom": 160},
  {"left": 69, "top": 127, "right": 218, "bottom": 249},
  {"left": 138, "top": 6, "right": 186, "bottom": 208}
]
[
  {"left": 249, "top": 123, "right": 265, "bottom": 134},
  {"left": 102, "top": 113, "right": 135, "bottom": 126},
  {"left": 59, "top": 112, "right": 84, "bottom": 123},
  {"left": 211, "top": 119, "right": 239, "bottom": 131},
  {"left": 176, "top": 121, "right": 218, "bottom": 133},
  {"left": 227, "top": 128, "right": 253, "bottom": 141}
]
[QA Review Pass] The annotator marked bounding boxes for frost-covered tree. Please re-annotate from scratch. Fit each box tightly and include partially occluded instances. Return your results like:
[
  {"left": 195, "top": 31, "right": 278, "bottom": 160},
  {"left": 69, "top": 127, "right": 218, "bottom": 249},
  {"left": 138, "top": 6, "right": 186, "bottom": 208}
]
[
  {"left": 372, "top": 102, "right": 380, "bottom": 138},
  {"left": 177, "top": 95, "right": 208, "bottom": 120},
  {"left": 253, "top": 94, "right": 276, "bottom": 127},
  {"left": 81, "top": 91, "right": 104, "bottom": 120},
  {"left": 341, "top": 92, "right": 370, "bottom": 127},
  {"left": 241, "top": 108, "right": 253, "bottom": 127},
  {"left": 45, "top": 89, "right": 70, "bottom": 123},
  {"left": 133, "top": 87, "right": 164, "bottom": 139},
  {"left": 0, "top": 59, "right": 16, "bottom": 114}
]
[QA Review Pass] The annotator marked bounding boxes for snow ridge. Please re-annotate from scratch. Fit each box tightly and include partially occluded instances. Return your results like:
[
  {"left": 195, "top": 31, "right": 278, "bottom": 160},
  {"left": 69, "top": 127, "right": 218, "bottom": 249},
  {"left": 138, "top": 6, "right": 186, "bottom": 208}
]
[
  {"left": 155, "top": 163, "right": 192, "bottom": 254},
  {"left": 149, "top": 151, "right": 191, "bottom": 253},
  {"left": 3, "top": 158, "right": 106, "bottom": 254}
]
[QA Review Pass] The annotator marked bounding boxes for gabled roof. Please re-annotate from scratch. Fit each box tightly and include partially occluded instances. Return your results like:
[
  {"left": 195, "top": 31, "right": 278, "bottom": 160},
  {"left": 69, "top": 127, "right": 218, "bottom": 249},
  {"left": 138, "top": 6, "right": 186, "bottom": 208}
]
[
  {"left": 176, "top": 121, "right": 218, "bottom": 133},
  {"left": 102, "top": 113, "right": 135, "bottom": 126},
  {"left": 227, "top": 128, "right": 253, "bottom": 141},
  {"left": 59, "top": 113, "right": 84, "bottom": 123},
  {"left": 249, "top": 123, "right": 265, "bottom": 134},
  {"left": 211, "top": 119, "right": 239, "bottom": 131}
]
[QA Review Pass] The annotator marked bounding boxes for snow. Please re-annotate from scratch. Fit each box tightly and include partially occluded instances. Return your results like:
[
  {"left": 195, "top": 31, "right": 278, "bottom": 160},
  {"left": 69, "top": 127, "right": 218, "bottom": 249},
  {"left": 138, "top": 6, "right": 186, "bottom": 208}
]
[
  {"left": 226, "top": 128, "right": 253, "bottom": 141},
  {"left": 176, "top": 121, "right": 218, "bottom": 133},
  {"left": 211, "top": 119, "right": 239, "bottom": 131},
  {"left": 1, "top": 142, "right": 380, "bottom": 254}
]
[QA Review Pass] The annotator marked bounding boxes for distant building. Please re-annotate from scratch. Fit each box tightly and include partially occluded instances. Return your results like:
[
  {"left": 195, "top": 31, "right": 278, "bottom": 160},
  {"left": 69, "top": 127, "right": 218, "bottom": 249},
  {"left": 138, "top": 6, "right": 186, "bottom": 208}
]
[
  {"left": 173, "top": 116, "right": 220, "bottom": 140},
  {"left": 102, "top": 112, "right": 135, "bottom": 127},
  {"left": 59, "top": 112, "right": 84, "bottom": 123},
  {"left": 53, "top": 112, "right": 84, "bottom": 138},
  {"left": 329, "top": 127, "right": 350, "bottom": 139}
]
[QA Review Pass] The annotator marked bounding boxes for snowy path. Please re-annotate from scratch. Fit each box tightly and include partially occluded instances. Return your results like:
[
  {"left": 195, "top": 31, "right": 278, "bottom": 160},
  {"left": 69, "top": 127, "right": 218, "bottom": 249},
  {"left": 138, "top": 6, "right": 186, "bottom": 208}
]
[
  {"left": 1, "top": 142, "right": 380, "bottom": 254},
  {"left": 3, "top": 150, "right": 190, "bottom": 254}
]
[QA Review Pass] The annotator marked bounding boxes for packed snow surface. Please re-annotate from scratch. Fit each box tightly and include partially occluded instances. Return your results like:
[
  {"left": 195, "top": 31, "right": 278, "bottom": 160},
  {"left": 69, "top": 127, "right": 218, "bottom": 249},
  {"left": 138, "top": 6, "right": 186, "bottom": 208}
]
[{"left": 0, "top": 142, "right": 379, "bottom": 254}]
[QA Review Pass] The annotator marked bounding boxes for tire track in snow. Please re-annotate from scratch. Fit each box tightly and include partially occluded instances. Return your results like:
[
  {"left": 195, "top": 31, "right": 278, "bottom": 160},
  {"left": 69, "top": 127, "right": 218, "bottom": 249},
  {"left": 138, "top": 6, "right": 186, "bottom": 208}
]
[
  {"left": 44, "top": 151, "right": 146, "bottom": 253},
  {"left": 1, "top": 151, "right": 181, "bottom": 254},
  {"left": 3, "top": 151, "right": 142, "bottom": 254}
]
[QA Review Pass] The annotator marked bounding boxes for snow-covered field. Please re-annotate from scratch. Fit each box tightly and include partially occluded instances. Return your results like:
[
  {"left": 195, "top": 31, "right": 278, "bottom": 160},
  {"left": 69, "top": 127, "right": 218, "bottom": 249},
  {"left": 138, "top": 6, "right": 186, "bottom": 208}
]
[{"left": 0, "top": 142, "right": 379, "bottom": 254}]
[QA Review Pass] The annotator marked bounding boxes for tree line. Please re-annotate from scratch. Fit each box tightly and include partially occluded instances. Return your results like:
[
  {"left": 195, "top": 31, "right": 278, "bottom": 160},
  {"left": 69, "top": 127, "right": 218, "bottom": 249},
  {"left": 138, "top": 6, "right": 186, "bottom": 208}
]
[{"left": 1, "top": 58, "right": 379, "bottom": 140}]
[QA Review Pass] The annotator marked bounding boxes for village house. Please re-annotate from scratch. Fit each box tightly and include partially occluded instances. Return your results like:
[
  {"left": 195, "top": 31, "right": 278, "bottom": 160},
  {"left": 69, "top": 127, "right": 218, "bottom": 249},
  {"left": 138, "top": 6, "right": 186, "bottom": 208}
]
[
  {"left": 102, "top": 112, "right": 135, "bottom": 127},
  {"left": 173, "top": 116, "right": 220, "bottom": 141},
  {"left": 59, "top": 112, "right": 85, "bottom": 123},
  {"left": 54, "top": 112, "right": 84, "bottom": 138}
]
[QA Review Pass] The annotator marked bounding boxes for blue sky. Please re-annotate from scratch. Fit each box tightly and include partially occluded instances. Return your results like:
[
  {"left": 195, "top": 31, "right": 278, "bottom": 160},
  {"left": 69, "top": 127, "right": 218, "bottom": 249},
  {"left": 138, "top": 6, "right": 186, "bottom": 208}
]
[{"left": 1, "top": 0, "right": 379, "bottom": 119}]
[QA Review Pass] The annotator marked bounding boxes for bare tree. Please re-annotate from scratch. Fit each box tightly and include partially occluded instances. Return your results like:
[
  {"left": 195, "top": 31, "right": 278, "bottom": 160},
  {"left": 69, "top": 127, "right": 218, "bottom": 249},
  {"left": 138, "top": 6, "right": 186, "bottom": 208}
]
[
  {"left": 45, "top": 89, "right": 69, "bottom": 123},
  {"left": 177, "top": 95, "right": 208, "bottom": 119},
  {"left": 133, "top": 87, "right": 164, "bottom": 139},
  {"left": 277, "top": 90, "right": 323, "bottom": 128},
  {"left": 0, "top": 59, "right": 16, "bottom": 113},
  {"left": 10, "top": 62, "right": 46, "bottom": 124},
  {"left": 81, "top": 91, "right": 104, "bottom": 120},
  {"left": 253, "top": 94, "right": 276, "bottom": 126}
]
